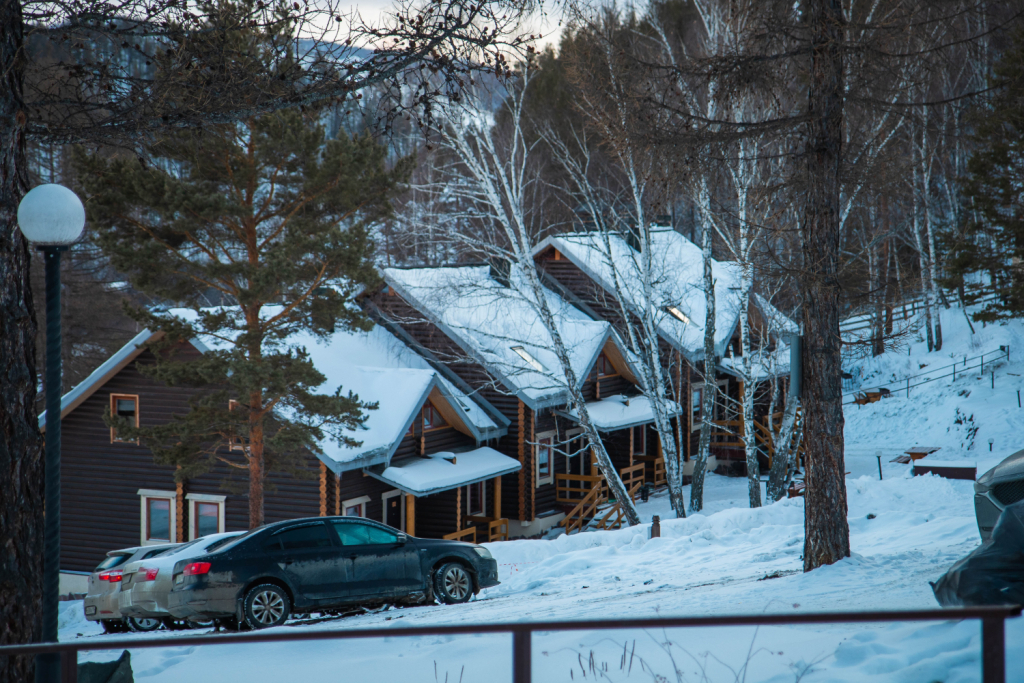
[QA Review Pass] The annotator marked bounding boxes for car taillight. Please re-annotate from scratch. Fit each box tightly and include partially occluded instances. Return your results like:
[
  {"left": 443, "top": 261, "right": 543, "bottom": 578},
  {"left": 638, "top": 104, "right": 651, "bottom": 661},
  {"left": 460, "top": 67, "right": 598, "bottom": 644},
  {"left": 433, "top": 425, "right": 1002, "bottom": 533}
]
[
  {"left": 98, "top": 570, "right": 123, "bottom": 582},
  {"left": 138, "top": 567, "right": 159, "bottom": 582},
  {"left": 183, "top": 562, "right": 211, "bottom": 576}
]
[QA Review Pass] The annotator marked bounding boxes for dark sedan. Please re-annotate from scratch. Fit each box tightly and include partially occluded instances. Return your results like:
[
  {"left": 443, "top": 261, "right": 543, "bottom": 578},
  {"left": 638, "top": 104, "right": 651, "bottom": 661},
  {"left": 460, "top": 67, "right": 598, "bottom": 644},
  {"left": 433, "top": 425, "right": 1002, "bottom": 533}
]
[{"left": 167, "top": 516, "right": 499, "bottom": 629}]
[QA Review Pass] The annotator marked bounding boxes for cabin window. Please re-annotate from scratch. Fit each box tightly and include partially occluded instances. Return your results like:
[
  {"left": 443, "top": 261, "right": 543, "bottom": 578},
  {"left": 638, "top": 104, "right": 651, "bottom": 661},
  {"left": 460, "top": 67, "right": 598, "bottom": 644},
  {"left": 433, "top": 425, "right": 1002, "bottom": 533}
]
[
  {"left": 423, "top": 404, "right": 447, "bottom": 430},
  {"left": 690, "top": 383, "right": 704, "bottom": 431},
  {"left": 466, "top": 481, "right": 486, "bottom": 517},
  {"left": 564, "top": 429, "right": 585, "bottom": 476},
  {"left": 137, "top": 489, "right": 177, "bottom": 545},
  {"left": 596, "top": 354, "right": 615, "bottom": 377},
  {"left": 535, "top": 432, "right": 555, "bottom": 487},
  {"left": 186, "top": 493, "right": 226, "bottom": 540},
  {"left": 110, "top": 394, "right": 139, "bottom": 443},
  {"left": 633, "top": 425, "right": 648, "bottom": 455},
  {"left": 343, "top": 495, "right": 370, "bottom": 518}
]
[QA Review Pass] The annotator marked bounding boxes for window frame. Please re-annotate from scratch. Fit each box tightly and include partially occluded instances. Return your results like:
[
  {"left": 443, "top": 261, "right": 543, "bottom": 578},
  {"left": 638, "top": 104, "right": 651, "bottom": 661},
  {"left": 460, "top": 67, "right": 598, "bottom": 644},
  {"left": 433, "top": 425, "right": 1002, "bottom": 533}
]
[
  {"left": 595, "top": 354, "right": 617, "bottom": 378},
  {"left": 185, "top": 492, "right": 226, "bottom": 540},
  {"left": 228, "top": 400, "right": 246, "bottom": 452},
  {"left": 381, "top": 489, "right": 406, "bottom": 531},
  {"left": 137, "top": 488, "right": 178, "bottom": 546},
  {"left": 422, "top": 403, "right": 448, "bottom": 431},
  {"left": 110, "top": 394, "right": 140, "bottom": 443},
  {"left": 535, "top": 431, "right": 556, "bottom": 487},
  {"left": 342, "top": 495, "right": 371, "bottom": 518},
  {"left": 633, "top": 424, "right": 648, "bottom": 455},
  {"left": 466, "top": 481, "right": 486, "bottom": 517},
  {"left": 690, "top": 382, "right": 705, "bottom": 432}
]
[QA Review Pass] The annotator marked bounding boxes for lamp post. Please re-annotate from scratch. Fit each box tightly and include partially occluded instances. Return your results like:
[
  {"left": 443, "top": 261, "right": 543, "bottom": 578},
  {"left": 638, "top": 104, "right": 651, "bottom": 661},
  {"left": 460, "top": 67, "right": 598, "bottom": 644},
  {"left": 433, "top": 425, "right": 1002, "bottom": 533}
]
[{"left": 18, "top": 184, "right": 86, "bottom": 683}]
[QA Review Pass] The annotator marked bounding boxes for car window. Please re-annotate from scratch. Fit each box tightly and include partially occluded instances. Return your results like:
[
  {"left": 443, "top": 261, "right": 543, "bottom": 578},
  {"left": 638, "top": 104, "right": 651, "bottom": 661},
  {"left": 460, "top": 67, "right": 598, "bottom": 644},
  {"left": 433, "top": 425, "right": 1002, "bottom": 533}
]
[
  {"left": 204, "top": 536, "right": 237, "bottom": 553},
  {"left": 95, "top": 554, "right": 131, "bottom": 571},
  {"left": 142, "top": 548, "right": 175, "bottom": 560},
  {"left": 213, "top": 528, "right": 261, "bottom": 553},
  {"left": 331, "top": 521, "right": 398, "bottom": 546},
  {"left": 267, "top": 523, "right": 333, "bottom": 551}
]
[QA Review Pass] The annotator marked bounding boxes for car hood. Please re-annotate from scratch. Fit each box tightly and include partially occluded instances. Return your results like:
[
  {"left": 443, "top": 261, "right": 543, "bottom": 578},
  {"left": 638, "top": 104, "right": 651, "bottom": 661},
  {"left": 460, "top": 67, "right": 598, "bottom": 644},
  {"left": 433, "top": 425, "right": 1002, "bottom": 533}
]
[
  {"left": 410, "top": 537, "right": 476, "bottom": 552},
  {"left": 978, "top": 449, "right": 1024, "bottom": 488}
]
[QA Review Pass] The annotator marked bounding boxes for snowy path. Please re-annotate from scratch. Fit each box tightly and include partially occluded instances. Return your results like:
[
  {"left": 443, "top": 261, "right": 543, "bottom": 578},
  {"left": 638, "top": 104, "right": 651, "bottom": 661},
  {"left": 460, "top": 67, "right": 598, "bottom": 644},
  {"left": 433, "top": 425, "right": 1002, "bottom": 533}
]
[{"left": 59, "top": 471, "right": 1023, "bottom": 683}]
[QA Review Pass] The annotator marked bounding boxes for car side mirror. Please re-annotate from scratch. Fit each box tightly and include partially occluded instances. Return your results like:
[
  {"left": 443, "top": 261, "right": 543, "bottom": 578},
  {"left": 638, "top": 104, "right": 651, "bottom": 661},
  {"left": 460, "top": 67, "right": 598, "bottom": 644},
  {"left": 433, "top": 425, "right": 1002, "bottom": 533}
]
[{"left": 396, "top": 532, "right": 408, "bottom": 544}]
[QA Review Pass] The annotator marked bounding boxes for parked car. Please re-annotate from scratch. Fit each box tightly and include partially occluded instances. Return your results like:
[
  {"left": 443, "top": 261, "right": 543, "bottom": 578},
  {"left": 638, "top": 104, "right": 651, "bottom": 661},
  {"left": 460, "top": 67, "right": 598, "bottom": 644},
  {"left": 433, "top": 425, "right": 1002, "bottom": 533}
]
[
  {"left": 118, "top": 532, "right": 244, "bottom": 630},
  {"left": 168, "top": 516, "right": 500, "bottom": 629},
  {"left": 83, "top": 543, "right": 180, "bottom": 633},
  {"left": 975, "top": 449, "right": 1024, "bottom": 540}
]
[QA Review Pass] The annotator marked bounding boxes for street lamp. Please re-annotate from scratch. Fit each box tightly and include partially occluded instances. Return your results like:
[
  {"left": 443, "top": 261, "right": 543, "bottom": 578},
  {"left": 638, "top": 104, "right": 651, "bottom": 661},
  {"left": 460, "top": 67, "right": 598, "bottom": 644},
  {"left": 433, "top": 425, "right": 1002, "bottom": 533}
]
[{"left": 18, "top": 184, "right": 85, "bottom": 683}]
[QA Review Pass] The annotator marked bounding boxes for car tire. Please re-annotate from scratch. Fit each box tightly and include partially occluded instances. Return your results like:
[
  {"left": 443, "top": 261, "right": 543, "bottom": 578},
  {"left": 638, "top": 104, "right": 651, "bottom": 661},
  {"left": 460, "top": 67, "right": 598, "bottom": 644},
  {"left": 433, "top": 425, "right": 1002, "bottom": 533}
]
[
  {"left": 126, "top": 616, "right": 162, "bottom": 632},
  {"left": 243, "top": 584, "right": 291, "bottom": 629},
  {"left": 433, "top": 562, "right": 473, "bottom": 605},
  {"left": 161, "top": 617, "right": 192, "bottom": 631},
  {"left": 101, "top": 619, "right": 128, "bottom": 634}
]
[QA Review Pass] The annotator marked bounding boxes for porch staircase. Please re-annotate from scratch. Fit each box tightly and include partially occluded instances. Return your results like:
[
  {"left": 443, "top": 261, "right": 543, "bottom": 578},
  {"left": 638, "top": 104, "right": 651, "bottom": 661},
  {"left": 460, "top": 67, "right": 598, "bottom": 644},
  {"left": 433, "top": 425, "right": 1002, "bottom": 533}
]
[
  {"left": 710, "top": 408, "right": 806, "bottom": 469},
  {"left": 556, "top": 462, "right": 645, "bottom": 535}
]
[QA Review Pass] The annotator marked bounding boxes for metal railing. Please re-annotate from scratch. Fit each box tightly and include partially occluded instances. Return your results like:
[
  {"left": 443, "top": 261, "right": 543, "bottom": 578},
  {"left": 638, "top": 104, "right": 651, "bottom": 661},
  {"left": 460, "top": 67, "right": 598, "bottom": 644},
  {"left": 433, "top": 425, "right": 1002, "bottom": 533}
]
[
  {"left": 843, "top": 346, "right": 1010, "bottom": 405},
  {"left": 1, "top": 606, "right": 1019, "bottom": 683}
]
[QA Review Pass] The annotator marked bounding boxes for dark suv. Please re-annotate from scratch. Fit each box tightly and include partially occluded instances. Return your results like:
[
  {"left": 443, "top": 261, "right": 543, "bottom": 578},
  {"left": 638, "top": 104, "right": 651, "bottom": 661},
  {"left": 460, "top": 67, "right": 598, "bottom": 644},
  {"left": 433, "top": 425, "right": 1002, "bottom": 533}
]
[{"left": 167, "top": 516, "right": 499, "bottom": 629}]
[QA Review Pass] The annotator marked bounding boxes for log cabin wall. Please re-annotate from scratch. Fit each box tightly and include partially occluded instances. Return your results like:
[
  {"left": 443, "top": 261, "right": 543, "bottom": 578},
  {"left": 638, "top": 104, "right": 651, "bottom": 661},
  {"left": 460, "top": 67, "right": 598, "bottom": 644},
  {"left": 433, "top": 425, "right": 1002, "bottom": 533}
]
[
  {"left": 58, "top": 344, "right": 323, "bottom": 572},
  {"left": 372, "top": 288, "right": 529, "bottom": 523}
]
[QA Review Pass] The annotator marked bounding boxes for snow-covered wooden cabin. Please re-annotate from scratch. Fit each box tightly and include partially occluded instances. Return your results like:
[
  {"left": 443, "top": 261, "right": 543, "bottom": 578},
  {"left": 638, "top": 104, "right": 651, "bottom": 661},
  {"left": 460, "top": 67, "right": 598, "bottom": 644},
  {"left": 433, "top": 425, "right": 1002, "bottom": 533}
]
[
  {"left": 369, "top": 265, "right": 682, "bottom": 537},
  {"left": 533, "top": 229, "right": 797, "bottom": 475},
  {"left": 44, "top": 316, "right": 516, "bottom": 589}
]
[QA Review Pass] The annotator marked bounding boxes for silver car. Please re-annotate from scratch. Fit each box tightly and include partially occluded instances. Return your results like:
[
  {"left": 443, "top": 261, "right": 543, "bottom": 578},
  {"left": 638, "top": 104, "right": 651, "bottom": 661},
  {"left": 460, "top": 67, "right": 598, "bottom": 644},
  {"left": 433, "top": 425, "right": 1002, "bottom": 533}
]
[
  {"left": 83, "top": 544, "right": 179, "bottom": 632},
  {"left": 975, "top": 449, "right": 1024, "bottom": 540},
  {"left": 119, "top": 532, "right": 243, "bottom": 627}
]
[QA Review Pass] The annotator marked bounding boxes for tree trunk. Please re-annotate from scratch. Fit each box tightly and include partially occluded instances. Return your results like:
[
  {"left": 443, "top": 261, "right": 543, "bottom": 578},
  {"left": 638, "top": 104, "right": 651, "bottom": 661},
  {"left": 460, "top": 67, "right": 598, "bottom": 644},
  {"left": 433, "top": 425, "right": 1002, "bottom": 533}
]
[
  {"left": 766, "top": 393, "right": 800, "bottom": 502},
  {"left": 0, "top": 3, "right": 44, "bottom": 679},
  {"left": 690, "top": 207, "right": 717, "bottom": 513},
  {"left": 248, "top": 392, "right": 265, "bottom": 529},
  {"left": 801, "top": 0, "right": 851, "bottom": 573}
]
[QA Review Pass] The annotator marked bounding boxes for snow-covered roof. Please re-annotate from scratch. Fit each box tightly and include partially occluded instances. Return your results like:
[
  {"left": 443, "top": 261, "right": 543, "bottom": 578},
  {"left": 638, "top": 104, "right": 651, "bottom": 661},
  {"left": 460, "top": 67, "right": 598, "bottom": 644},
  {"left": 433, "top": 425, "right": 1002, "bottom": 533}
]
[
  {"left": 372, "top": 447, "right": 521, "bottom": 496},
  {"left": 558, "top": 394, "right": 682, "bottom": 432},
  {"left": 40, "top": 311, "right": 505, "bottom": 473},
  {"left": 534, "top": 231, "right": 797, "bottom": 362},
  {"left": 383, "top": 265, "right": 616, "bottom": 410}
]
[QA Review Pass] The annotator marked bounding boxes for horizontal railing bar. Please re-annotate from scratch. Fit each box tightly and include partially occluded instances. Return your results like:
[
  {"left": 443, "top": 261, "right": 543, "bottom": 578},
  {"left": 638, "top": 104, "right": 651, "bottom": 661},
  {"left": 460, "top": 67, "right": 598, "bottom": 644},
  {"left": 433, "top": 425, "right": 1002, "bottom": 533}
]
[{"left": 2, "top": 607, "right": 1018, "bottom": 656}]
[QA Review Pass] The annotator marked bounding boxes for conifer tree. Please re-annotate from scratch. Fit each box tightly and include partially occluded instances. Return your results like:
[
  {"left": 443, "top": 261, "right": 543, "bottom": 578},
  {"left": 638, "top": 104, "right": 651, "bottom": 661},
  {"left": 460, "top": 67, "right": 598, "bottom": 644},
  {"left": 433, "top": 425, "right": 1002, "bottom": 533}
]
[
  {"left": 75, "top": 105, "right": 412, "bottom": 528},
  {"left": 945, "top": 30, "right": 1024, "bottom": 321}
]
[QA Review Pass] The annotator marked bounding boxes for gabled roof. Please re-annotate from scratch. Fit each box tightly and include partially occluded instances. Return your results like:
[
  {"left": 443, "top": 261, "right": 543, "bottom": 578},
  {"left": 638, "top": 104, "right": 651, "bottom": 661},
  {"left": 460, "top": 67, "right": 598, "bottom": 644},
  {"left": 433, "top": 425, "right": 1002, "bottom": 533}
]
[
  {"left": 382, "top": 265, "right": 624, "bottom": 410},
  {"left": 40, "top": 312, "right": 505, "bottom": 473},
  {"left": 534, "top": 230, "right": 797, "bottom": 362}
]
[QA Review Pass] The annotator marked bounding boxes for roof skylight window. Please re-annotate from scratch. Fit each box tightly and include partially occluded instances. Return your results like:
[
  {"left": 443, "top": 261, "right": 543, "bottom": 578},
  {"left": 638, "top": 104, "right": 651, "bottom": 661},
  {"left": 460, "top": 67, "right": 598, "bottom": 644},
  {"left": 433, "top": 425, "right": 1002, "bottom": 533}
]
[
  {"left": 511, "top": 346, "right": 546, "bottom": 372},
  {"left": 666, "top": 306, "right": 691, "bottom": 325}
]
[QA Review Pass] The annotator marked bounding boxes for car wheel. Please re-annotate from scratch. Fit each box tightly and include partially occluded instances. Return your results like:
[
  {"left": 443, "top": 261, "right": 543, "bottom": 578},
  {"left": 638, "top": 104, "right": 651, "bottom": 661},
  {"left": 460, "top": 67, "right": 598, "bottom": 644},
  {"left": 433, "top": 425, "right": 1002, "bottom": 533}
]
[
  {"left": 101, "top": 619, "right": 128, "bottom": 634},
  {"left": 243, "top": 584, "right": 291, "bottom": 629},
  {"left": 126, "top": 616, "right": 162, "bottom": 632},
  {"left": 433, "top": 562, "right": 473, "bottom": 605}
]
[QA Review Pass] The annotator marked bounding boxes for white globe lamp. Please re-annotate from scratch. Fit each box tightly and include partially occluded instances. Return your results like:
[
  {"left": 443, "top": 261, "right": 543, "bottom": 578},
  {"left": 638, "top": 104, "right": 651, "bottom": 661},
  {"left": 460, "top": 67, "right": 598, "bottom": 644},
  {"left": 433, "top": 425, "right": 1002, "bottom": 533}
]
[
  {"left": 18, "top": 183, "right": 85, "bottom": 682},
  {"left": 17, "top": 183, "right": 85, "bottom": 246}
]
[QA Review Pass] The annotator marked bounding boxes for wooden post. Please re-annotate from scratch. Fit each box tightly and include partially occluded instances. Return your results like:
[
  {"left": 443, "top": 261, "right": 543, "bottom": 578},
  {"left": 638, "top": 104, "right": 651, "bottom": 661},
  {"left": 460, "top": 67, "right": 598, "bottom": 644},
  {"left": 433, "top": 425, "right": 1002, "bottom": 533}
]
[
  {"left": 456, "top": 487, "right": 462, "bottom": 531},
  {"left": 629, "top": 427, "right": 634, "bottom": 468},
  {"left": 530, "top": 408, "right": 536, "bottom": 521},
  {"left": 175, "top": 480, "right": 184, "bottom": 543},
  {"left": 406, "top": 494, "right": 416, "bottom": 536},
  {"left": 493, "top": 476, "right": 502, "bottom": 519},
  {"left": 319, "top": 462, "right": 327, "bottom": 517},
  {"left": 518, "top": 400, "right": 526, "bottom": 523},
  {"left": 334, "top": 474, "right": 341, "bottom": 516}
]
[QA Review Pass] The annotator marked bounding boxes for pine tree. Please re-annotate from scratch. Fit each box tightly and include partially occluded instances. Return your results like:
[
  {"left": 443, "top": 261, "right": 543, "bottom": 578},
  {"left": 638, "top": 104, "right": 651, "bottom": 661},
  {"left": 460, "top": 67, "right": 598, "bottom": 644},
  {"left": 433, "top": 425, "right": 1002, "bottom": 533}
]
[
  {"left": 945, "top": 30, "right": 1024, "bottom": 321},
  {"left": 74, "top": 106, "right": 412, "bottom": 528}
]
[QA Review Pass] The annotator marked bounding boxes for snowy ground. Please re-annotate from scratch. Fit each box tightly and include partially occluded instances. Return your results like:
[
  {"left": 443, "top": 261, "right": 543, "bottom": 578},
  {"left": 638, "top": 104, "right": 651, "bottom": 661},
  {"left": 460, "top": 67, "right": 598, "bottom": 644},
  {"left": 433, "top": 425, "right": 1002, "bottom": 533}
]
[{"left": 58, "top": 304, "right": 1024, "bottom": 682}]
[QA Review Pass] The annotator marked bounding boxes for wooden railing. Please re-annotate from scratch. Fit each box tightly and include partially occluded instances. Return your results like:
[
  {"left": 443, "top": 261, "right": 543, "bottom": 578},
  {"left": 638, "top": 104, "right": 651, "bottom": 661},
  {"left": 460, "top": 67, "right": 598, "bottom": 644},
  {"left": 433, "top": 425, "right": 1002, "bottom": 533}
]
[
  {"left": 443, "top": 527, "right": 477, "bottom": 543},
  {"left": 558, "top": 465, "right": 646, "bottom": 535},
  {"left": 556, "top": 473, "right": 606, "bottom": 505},
  {"left": 753, "top": 409, "right": 805, "bottom": 469},
  {"left": 709, "top": 419, "right": 744, "bottom": 448},
  {"left": 635, "top": 455, "right": 666, "bottom": 486},
  {"left": 465, "top": 516, "right": 510, "bottom": 542}
]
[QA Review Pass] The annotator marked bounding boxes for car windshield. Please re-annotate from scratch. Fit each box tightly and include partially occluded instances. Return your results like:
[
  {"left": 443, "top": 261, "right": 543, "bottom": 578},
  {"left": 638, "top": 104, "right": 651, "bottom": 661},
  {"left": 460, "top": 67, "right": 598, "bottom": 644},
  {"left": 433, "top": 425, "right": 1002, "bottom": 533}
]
[
  {"left": 94, "top": 553, "right": 131, "bottom": 571},
  {"left": 162, "top": 539, "right": 203, "bottom": 558},
  {"left": 142, "top": 546, "right": 178, "bottom": 560}
]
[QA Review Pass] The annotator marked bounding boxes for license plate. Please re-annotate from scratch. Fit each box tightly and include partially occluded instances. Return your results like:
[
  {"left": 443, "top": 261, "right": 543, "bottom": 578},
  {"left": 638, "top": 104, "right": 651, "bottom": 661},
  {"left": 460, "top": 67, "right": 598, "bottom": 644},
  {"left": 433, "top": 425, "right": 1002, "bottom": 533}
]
[{"left": 175, "top": 574, "right": 183, "bottom": 585}]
